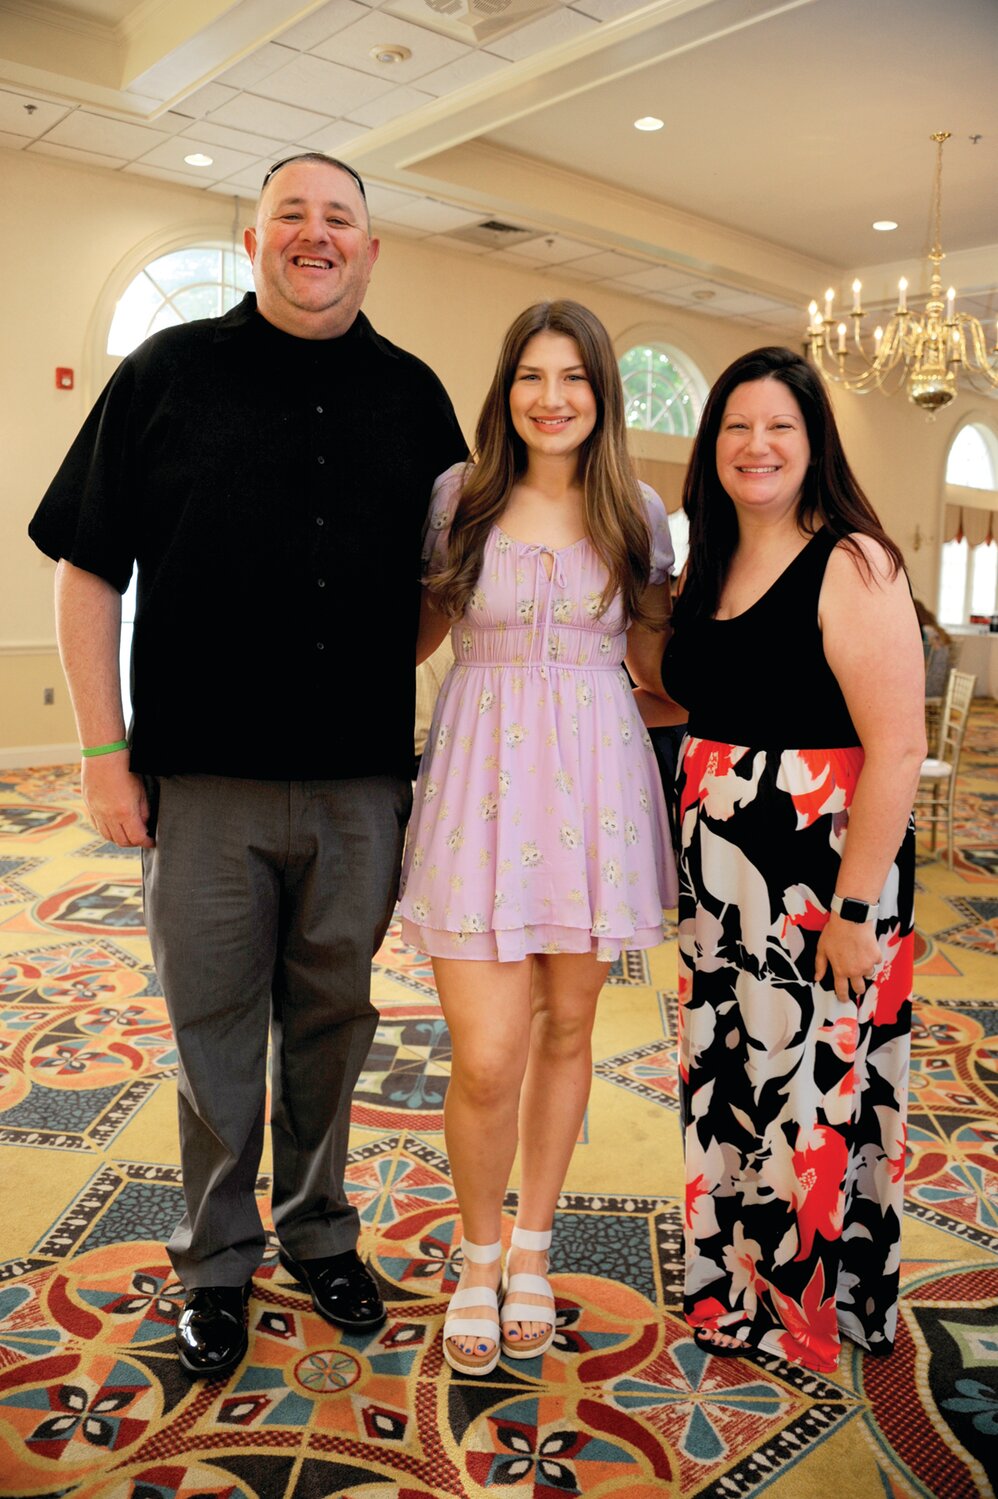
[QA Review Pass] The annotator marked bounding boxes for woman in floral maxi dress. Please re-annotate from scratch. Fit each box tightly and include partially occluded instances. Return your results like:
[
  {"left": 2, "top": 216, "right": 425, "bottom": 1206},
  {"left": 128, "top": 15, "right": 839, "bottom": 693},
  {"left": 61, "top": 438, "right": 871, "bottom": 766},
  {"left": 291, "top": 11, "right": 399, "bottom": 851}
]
[
  {"left": 661, "top": 347, "right": 925, "bottom": 1372},
  {"left": 399, "top": 301, "right": 677, "bottom": 1375}
]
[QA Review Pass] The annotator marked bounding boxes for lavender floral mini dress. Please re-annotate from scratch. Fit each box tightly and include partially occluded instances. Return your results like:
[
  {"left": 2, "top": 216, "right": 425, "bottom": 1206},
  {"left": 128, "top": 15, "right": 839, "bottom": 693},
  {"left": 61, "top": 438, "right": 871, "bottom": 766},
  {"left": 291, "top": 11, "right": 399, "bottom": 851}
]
[{"left": 399, "top": 463, "right": 678, "bottom": 962}]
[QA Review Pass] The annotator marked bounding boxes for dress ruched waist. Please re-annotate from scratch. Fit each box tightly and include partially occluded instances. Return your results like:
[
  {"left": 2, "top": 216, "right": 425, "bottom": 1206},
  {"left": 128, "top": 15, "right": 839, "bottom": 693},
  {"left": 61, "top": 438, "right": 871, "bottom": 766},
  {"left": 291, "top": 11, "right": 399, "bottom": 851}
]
[{"left": 450, "top": 623, "right": 624, "bottom": 670}]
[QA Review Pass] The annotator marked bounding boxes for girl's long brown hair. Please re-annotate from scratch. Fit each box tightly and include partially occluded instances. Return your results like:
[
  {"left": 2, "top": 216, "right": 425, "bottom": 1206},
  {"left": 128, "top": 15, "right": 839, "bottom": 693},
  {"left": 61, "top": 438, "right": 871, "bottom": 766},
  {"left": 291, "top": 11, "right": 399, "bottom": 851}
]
[{"left": 429, "top": 301, "right": 663, "bottom": 628}]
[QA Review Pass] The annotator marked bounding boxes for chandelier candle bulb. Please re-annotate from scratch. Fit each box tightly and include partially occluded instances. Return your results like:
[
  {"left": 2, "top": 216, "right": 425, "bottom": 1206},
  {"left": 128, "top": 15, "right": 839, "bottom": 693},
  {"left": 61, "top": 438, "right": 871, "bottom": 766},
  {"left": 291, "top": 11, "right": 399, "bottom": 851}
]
[
  {"left": 824, "top": 288, "right": 834, "bottom": 320},
  {"left": 852, "top": 280, "right": 862, "bottom": 313},
  {"left": 837, "top": 323, "right": 847, "bottom": 354},
  {"left": 898, "top": 277, "right": 908, "bottom": 314},
  {"left": 874, "top": 326, "right": 883, "bottom": 351},
  {"left": 947, "top": 286, "right": 956, "bottom": 321}
]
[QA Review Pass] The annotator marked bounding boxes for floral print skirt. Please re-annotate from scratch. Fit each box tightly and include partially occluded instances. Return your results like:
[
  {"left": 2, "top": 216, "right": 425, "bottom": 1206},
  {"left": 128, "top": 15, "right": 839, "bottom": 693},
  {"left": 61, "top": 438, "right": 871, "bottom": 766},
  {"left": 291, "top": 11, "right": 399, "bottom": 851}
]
[{"left": 676, "top": 738, "right": 913, "bottom": 1372}]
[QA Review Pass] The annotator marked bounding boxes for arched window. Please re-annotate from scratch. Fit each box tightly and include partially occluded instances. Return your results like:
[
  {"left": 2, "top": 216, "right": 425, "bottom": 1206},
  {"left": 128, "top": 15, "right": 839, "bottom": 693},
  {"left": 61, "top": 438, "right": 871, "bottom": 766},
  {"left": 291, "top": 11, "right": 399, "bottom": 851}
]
[
  {"left": 107, "top": 242, "right": 254, "bottom": 717},
  {"left": 939, "top": 422, "right": 998, "bottom": 624},
  {"left": 619, "top": 343, "right": 707, "bottom": 437},
  {"left": 107, "top": 244, "right": 253, "bottom": 356}
]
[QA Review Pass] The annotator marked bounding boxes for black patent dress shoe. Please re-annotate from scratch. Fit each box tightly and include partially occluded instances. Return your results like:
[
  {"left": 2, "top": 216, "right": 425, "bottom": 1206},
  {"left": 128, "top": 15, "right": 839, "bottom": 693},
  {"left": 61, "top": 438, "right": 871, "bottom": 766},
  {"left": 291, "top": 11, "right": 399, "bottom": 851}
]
[
  {"left": 278, "top": 1247, "right": 386, "bottom": 1330},
  {"left": 175, "top": 1283, "right": 251, "bottom": 1377}
]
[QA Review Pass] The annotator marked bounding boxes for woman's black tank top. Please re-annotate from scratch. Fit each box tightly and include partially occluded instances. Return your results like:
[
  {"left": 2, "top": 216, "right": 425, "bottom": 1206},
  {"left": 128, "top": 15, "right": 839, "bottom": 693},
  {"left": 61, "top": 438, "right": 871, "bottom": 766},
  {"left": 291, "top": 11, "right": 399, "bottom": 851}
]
[{"left": 661, "top": 529, "right": 860, "bottom": 749}]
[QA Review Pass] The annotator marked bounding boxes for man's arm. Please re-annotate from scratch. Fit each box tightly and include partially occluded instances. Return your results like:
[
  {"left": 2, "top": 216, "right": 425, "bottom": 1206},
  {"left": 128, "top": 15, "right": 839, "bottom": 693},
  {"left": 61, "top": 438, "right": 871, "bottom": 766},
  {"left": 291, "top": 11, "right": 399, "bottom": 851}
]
[{"left": 55, "top": 559, "right": 153, "bottom": 848}]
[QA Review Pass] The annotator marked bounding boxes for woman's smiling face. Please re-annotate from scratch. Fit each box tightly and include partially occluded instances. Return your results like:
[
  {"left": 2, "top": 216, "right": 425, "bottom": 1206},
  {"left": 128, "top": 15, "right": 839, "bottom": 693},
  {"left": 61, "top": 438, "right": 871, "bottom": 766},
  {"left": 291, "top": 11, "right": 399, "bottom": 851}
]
[{"left": 715, "top": 378, "right": 811, "bottom": 519}]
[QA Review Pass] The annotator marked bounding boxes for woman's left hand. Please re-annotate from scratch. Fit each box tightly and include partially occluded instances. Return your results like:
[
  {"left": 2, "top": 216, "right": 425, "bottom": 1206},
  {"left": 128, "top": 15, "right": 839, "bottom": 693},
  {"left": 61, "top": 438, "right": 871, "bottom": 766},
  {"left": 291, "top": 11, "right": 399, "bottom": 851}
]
[{"left": 814, "top": 913, "right": 881, "bottom": 1004}]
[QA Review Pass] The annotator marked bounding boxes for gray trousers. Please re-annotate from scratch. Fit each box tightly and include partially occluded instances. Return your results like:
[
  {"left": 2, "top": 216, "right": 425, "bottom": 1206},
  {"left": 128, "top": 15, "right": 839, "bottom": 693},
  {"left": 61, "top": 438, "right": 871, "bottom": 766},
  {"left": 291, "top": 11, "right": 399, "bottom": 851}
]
[{"left": 141, "top": 773, "right": 411, "bottom": 1288}]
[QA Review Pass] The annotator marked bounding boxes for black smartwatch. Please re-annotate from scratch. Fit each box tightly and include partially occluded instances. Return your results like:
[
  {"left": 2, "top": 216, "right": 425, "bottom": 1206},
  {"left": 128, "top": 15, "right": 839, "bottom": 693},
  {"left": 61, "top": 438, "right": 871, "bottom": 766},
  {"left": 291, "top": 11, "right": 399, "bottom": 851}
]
[{"left": 830, "top": 893, "right": 878, "bottom": 924}]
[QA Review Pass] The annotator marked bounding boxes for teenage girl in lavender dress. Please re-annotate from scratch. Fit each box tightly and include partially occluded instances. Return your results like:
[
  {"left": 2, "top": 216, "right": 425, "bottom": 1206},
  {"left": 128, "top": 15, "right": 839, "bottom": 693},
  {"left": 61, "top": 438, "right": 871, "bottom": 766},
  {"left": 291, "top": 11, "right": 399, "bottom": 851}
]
[{"left": 399, "top": 301, "right": 677, "bottom": 1375}]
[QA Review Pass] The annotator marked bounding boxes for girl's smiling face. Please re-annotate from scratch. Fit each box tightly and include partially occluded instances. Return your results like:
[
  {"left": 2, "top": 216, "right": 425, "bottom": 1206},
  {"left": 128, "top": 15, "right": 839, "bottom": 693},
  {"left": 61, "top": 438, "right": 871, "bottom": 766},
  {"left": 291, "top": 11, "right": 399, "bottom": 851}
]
[{"left": 509, "top": 332, "right": 598, "bottom": 461}]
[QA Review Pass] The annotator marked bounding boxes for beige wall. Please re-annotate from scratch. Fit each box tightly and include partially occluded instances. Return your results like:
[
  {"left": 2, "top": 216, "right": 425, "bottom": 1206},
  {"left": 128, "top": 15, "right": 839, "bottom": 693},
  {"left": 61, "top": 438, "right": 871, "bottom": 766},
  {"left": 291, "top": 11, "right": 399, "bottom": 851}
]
[{"left": 2, "top": 147, "right": 994, "bottom": 754}]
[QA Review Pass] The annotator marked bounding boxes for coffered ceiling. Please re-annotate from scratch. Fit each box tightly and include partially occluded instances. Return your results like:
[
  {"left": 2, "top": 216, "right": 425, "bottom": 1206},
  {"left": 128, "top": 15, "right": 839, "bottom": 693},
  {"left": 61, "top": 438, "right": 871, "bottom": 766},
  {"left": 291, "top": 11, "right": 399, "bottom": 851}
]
[{"left": 1, "top": 0, "right": 995, "bottom": 335}]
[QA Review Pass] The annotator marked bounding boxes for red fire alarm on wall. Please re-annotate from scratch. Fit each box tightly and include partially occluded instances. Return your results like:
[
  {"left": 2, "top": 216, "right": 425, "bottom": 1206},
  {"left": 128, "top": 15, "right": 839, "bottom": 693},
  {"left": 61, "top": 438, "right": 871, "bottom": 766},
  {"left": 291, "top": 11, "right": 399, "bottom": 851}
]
[{"left": 56, "top": 368, "right": 74, "bottom": 390}]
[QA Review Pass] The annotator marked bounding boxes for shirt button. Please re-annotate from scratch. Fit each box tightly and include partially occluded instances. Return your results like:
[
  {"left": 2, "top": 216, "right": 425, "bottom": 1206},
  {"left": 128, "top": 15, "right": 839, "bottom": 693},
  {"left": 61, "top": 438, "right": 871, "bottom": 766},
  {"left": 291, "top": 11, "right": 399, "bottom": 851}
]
[
  {"left": 316, "top": 405, "right": 324, "bottom": 414},
  {"left": 317, "top": 578, "right": 326, "bottom": 588},
  {"left": 316, "top": 516, "right": 324, "bottom": 526},
  {"left": 317, "top": 641, "right": 325, "bottom": 651},
  {"left": 317, "top": 455, "right": 325, "bottom": 465}
]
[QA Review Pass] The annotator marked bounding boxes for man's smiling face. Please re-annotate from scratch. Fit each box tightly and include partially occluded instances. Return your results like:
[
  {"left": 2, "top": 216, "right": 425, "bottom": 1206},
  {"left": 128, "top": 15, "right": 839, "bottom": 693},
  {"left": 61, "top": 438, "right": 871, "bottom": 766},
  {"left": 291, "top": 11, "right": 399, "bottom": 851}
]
[{"left": 244, "top": 159, "right": 380, "bottom": 340}]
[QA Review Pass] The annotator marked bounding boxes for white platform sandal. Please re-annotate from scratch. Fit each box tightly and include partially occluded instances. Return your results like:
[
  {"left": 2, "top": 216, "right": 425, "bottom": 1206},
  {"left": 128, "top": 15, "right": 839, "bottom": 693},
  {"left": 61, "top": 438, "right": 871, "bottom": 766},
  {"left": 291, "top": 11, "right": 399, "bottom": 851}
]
[
  {"left": 501, "top": 1225, "right": 557, "bottom": 1360},
  {"left": 442, "top": 1238, "right": 503, "bottom": 1376}
]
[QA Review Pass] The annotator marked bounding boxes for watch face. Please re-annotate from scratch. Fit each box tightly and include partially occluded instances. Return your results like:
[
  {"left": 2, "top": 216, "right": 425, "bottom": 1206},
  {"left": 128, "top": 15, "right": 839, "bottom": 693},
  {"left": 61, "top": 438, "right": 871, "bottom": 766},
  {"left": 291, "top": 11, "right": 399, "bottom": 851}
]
[{"left": 838, "top": 897, "right": 872, "bottom": 923}]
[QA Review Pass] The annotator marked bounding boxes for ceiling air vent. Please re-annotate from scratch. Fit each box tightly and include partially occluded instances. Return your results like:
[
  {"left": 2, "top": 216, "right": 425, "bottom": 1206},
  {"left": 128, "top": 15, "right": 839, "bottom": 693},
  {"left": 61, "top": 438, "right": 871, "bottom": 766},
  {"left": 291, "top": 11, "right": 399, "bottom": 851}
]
[{"left": 450, "top": 219, "right": 541, "bottom": 249}]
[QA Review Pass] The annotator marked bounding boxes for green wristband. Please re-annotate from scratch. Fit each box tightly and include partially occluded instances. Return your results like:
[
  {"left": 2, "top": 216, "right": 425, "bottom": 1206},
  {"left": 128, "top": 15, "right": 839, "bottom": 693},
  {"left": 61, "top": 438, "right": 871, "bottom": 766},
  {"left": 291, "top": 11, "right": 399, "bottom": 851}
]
[{"left": 81, "top": 740, "right": 129, "bottom": 758}]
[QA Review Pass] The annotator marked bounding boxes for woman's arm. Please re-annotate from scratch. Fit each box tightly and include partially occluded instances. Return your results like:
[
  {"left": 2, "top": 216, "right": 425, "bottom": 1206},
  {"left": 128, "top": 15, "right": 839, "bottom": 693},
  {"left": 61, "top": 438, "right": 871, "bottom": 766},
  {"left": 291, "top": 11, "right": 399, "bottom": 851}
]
[
  {"left": 624, "top": 580, "right": 672, "bottom": 696},
  {"left": 626, "top": 582, "right": 688, "bottom": 725},
  {"left": 816, "top": 536, "right": 927, "bottom": 1001},
  {"left": 416, "top": 586, "right": 451, "bottom": 665}
]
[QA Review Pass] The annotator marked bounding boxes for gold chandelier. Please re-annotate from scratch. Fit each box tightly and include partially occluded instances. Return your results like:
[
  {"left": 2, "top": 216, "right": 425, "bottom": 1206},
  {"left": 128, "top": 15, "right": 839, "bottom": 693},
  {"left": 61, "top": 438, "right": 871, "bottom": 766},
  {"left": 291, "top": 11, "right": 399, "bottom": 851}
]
[{"left": 804, "top": 132, "right": 998, "bottom": 413}]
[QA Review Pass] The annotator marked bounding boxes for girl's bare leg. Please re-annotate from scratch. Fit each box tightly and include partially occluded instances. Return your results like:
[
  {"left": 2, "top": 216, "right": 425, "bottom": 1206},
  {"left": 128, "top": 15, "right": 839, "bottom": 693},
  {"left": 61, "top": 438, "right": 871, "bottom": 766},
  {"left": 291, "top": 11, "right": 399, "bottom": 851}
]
[
  {"left": 504, "top": 951, "right": 609, "bottom": 1345},
  {"left": 433, "top": 954, "right": 533, "bottom": 1360}
]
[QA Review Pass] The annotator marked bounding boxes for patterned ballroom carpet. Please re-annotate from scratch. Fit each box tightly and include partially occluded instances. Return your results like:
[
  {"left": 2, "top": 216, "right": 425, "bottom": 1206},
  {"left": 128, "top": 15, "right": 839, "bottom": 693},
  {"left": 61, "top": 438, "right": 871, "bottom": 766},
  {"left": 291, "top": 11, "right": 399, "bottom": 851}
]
[{"left": 1, "top": 707, "right": 996, "bottom": 1499}]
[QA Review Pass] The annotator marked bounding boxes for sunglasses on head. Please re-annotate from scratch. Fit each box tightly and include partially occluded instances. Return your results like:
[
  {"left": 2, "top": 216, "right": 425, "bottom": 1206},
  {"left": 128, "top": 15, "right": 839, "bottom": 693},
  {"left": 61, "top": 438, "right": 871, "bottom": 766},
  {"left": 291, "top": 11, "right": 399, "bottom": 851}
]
[{"left": 261, "top": 153, "right": 367, "bottom": 201}]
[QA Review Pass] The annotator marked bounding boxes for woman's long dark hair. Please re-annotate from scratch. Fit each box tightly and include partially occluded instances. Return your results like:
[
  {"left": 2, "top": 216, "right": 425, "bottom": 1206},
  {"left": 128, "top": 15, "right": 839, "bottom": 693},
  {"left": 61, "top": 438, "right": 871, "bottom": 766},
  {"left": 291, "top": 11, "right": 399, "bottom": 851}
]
[
  {"left": 674, "top": 346, "right": 905, "bottom": 624},
  {"left": 428, "top": 300, "right": 661, "bottom": 628}
]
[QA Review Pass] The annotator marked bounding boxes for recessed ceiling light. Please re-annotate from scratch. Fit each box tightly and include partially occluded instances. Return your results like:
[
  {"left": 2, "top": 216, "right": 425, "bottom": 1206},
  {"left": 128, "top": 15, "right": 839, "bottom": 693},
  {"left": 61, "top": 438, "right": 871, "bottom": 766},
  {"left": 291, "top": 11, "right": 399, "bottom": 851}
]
[
  {"left": 369, "top": 43, "right": 411, "bottom": 64},
  {"left": 872, "top": 219, "right": 898, "bottom": 231},
  {"left": 634, "top": 116, "right": 664, "bottom": 132},
  {"left": 184, "top": 152, "right": 213, "bottom": 167}
]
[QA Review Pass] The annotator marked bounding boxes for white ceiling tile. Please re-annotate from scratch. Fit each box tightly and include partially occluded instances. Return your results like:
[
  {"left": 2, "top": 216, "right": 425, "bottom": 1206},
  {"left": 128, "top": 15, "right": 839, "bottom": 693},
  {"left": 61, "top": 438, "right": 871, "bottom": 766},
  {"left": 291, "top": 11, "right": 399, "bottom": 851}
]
[
  {"left": 155, "top": 112, "right": 196, "bottom": 135},
  {"left": 215, "top": 160, "right": 272, "bottom": 192},
  {"left": 362, "top": 179, "right": 424, "bottom": 218},
  {"left": 172, "top": 82, "right": 239, "bottom": 119},
  {"left": 690, "top": 289, "right": 794, "bottom": 314},
  {"left": 0, "top": 89, "right": 71, "bottom": 138},
  {"left": 41, "top": 112, "right": 170, "bottom": 160},
  {"left": 380, "top": 198, "right": 483, "bottom": 232},
  {"left": 252, "top": 52, "right": 394, "bottom": 114},
  {"left": 28, "top": 139, "right": 125, "bottom": 169},
  {"left": 489, "top": 248, "right": 545, "bottom": 268},
  {"left": 298, "top": 119, "right": 371, "bottom": 153},
  {"left": 430, "top": 233, "right": 491, "bottom": 255},
  {"left": 312, "top": 10, "right": 469, "bottom": 82},
  {"left": 559, "top": 249, "right": 650, "bottom": 277},
  {"left": 206, "top": 178, "right": 258, "bottom": 200},
  {"left": 181, "top": 120, "right": 287, "bottom": 157},
  {"left": 217, "top": 43, "right": 299, "bottom": 90},
  {"left": 208, "top": 93, "right": 334, "bottom": 140},
  {"left": 487, "top": 7, "right": 597, "bottom": 61},
  {"left": 124, "top": 162, "right": 213, "bottom": 189},
  {"left": 347, "top": 84, "right": 433, "bottom": 127},
  {"left": 417, "top": 49, "right": 509, "bottom": 97},
  {"left": 570, "top": 0, "right": 643, "bottom": 18},
  {"left": 277, "top": 0, "right": 371, "bottom": 51},
  {"left": 504, "top": 234, "right": 595, "bottom": 264},
  {"left": 379, "top": 218, "right": 430, "bottom": 238},
  {"left": 0, "top": 131, "right": 29, "bottom": 151},
  {"left": 616, "top": 265, "right": 702, "bottom": 293},
  {"left": 136, "top": 136, "right": 261, "bottom": 178}
]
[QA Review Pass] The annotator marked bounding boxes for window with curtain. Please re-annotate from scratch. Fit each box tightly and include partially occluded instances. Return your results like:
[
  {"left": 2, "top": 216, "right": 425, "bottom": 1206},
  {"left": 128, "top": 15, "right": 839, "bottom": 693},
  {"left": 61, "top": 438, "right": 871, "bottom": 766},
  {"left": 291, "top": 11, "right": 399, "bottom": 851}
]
[
  {"left": 938, "top": 423, "right": 998, "bottom": 624},
  {"left": 619, "top": 343, "right": 707, "bottom": 438}
]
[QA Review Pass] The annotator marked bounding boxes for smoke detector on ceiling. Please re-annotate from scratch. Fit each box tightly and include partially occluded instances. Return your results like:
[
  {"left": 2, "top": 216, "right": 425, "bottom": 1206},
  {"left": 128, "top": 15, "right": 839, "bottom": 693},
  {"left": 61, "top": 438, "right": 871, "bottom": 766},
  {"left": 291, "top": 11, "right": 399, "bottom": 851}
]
[{"left": 383, "top": 0, "right": 560, "bottom": 45}]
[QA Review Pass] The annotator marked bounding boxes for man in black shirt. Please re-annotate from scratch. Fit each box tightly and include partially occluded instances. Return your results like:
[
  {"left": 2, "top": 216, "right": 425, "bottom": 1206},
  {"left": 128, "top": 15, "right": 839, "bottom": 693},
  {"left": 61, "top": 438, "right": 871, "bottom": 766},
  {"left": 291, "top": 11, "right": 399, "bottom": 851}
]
[{"left": 30, "top": 154, "right": 465, "bottom": 1377}]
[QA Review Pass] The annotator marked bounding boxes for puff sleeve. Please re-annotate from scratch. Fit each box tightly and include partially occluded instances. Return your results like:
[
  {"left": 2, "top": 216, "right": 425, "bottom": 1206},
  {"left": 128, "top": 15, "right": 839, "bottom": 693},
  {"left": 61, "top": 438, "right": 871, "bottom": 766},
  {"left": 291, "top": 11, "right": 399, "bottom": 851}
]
[{"left": 640, "top": 484, "right": 675, "bottom": 585}]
